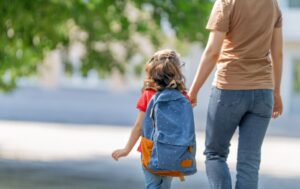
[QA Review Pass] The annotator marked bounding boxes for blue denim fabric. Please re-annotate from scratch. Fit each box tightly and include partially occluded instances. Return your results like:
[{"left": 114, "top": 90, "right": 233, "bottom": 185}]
[
  {"left": 204, "top": 87, "right": 274, "bottom": 189},
  {"left": 142, "top": 89, "right": 197, "bottom": 175},
  {"left": 142, "top": 167, "right": 173, "bottom": 189}
]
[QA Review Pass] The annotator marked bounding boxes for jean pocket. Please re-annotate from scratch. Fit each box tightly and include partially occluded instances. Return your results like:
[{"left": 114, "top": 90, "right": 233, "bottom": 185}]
[
  {"left": 256, "top": 90, "right": 274, "bottom": 118},
  {"left": 210, "top": 87, "right": 242, "bottom": 107},
  {"left": 262, "top": 90, "right": 274, "bottom": 109}
]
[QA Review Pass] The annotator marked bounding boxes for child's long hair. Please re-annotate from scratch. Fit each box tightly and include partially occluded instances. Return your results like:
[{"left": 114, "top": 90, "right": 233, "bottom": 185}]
[{"left": 142, "top": 49, "right": 187, "bottom": 92}]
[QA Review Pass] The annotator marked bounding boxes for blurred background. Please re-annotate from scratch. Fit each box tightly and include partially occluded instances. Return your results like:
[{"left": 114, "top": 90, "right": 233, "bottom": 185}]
[{"left": 0, "top": 0, "right": 300, "bottom": 188}]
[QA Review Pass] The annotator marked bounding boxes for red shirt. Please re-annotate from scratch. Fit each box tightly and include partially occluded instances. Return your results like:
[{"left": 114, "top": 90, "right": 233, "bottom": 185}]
[{"left": 136, "top": 89, "right": 190, "bottom": 152}]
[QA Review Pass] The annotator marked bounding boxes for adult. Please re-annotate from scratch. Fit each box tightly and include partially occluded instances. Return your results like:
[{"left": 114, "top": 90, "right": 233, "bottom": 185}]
[{"left": 189, "top": 0, "right": 283, "bottom": 188}]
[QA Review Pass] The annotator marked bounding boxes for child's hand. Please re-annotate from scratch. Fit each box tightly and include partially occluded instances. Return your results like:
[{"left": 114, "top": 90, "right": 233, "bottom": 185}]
[{"left": 112, "top": 149, "right": 130, "bottom": 161}]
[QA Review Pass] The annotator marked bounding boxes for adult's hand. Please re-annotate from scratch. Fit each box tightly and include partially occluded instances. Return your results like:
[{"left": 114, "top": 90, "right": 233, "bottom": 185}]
[
  {"left": 273, "top": 93, "right": 283, "bottom": 118},
  {"left": 188, "top": 92, "right": 198, "bottom": 108}
]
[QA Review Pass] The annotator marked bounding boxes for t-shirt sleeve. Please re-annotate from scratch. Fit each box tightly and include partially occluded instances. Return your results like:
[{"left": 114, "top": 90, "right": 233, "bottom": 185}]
[
  {"left": 136, "top": 92, "right": 148, "bottom": 112},
  {"left": 206, "top": 0, "right": 233, "bottom": 33},
  {"left": 274, "top": 8, "right": 282, "bottom": 28},
  {"left": 136, "top": 90, "right": 156, "bottom": 112}
]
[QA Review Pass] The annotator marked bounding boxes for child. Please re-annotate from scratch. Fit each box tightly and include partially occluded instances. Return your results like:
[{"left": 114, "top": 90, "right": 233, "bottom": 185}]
[{"left": 112, "top": 49, "right": 192, "bottom": 189}]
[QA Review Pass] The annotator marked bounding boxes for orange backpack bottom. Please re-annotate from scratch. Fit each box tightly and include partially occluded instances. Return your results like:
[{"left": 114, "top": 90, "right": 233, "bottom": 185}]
[{"left": 141, "top": 137, "right": 186, "bottom": 181}]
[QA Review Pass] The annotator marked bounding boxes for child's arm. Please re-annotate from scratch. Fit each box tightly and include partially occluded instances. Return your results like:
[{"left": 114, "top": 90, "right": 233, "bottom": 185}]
[{"left": 112, "top": 111, "right": 145, "bottom": 161}]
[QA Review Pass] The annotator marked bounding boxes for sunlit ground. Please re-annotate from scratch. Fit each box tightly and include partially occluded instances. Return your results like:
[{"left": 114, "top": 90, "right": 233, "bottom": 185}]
[{"left": 0, "top": 121, "right": 300, "bottom": 189}]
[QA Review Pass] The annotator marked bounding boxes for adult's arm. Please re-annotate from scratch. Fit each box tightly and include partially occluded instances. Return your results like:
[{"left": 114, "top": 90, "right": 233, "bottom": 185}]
[
  {"left": 271, "top": 28, "right": 283, "bottom": 118},
  {"left": 188, "top": 31, "right": 226, "bottom": 106}
]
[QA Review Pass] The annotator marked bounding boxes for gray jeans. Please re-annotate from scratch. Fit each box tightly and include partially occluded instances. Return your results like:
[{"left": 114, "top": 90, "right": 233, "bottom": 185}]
[{"left": 204, "top": 87, "right": 274, "bottom": 189}]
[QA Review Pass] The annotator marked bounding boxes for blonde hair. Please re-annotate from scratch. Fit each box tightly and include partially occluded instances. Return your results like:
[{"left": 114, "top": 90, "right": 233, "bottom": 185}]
[{"left": 142, "top": 49, "right": 187, "bottom": 92}]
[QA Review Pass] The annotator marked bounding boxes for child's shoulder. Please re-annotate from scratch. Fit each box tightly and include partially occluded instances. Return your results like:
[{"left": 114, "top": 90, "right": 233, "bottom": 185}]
[
  {"left": 136, "top": 89, "right": 157, "bottom": 112},
  {"left": 143, "top": 89, "right": 189, "bottom": 97},
  {"left": 140, "top": 89, "right": 157, "bottom": 102},
  {"left": 141, "top": 88, "right": 157, "bottom": 96}
]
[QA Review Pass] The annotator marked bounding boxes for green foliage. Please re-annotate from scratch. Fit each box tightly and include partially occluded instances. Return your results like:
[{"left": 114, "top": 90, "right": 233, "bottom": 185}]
[
  {"left": 294, "top": 60, "right": 300, "bottom": 93},
  {"left": 0, "top": 0, "right": 212, "bottom": 91}
]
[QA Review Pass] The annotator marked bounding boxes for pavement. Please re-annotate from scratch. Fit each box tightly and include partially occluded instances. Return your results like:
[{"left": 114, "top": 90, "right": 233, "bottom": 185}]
[{"left": 0, "top": 121, "right": 300, "bottom": 189}]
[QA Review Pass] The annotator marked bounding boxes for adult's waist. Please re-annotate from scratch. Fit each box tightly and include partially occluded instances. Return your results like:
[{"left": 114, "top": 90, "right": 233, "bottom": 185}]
[
  {"left": 217, "top": 56, "right": 272, "bottom": 73},
  {"left": 213, "top": 56, "right": 274, "bottom": 90}
]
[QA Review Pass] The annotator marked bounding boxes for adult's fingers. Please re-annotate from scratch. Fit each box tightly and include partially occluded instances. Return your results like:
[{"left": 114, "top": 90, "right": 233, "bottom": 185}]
[
  {"left": 273, "top": 109, "right": 278, "bottom": 118},
  {"left": 272, "top": 108, "right": 282, "bottom": 119},
  {"left": 272, "top": 112, "right": 278, "bottom": 119}
]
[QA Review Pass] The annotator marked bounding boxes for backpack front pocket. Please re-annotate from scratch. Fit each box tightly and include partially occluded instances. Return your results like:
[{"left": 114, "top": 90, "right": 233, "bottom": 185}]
[{"left": 149, "top": 140, "right": 196, "bottom": 175}]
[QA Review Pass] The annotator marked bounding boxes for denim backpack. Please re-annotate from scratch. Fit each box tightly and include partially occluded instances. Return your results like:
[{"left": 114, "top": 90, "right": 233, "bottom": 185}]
[{"left": 141, "top": 89, "right": 197, "bottom": 181}]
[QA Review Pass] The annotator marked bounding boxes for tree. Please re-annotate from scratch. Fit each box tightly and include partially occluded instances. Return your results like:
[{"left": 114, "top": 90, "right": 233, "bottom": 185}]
[{"left": 0, "top": 0, "right": 212, "bottom": 91}]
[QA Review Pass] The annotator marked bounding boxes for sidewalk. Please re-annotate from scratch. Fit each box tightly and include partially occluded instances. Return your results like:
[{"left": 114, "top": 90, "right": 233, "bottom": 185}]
[{"left": 0, "top": 121, "right": 300, "bottom": 189}]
